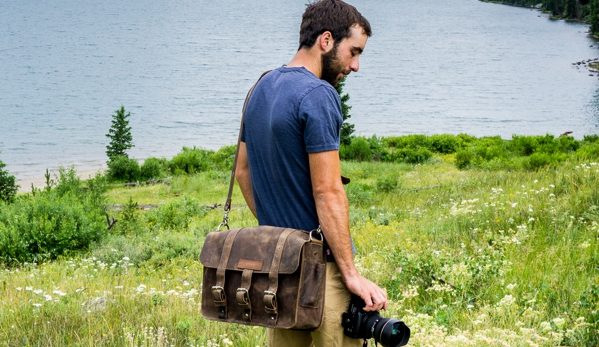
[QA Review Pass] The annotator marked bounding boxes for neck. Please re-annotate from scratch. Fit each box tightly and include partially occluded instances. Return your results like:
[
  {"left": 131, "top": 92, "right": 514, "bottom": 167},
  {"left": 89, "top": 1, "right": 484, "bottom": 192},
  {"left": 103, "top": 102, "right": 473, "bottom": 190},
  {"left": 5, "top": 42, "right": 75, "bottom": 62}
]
[{"left": 286, "top": 47, "right": 322, "bottom": 78}]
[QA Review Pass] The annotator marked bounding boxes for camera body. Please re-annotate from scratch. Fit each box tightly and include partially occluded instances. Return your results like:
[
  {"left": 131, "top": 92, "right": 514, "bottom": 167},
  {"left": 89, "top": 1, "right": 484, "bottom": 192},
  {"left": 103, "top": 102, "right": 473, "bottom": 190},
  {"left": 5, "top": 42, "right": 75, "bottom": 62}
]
[{"left": 342, "top": 295, "right": 410, "bottom": 347}]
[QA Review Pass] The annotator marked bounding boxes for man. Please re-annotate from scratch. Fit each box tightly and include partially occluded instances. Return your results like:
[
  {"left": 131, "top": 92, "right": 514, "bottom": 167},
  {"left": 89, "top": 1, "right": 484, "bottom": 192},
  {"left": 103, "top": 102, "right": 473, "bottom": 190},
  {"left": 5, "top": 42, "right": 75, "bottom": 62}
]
[{"left": 235, "top": 0, "right": 388, "bottom": 346}]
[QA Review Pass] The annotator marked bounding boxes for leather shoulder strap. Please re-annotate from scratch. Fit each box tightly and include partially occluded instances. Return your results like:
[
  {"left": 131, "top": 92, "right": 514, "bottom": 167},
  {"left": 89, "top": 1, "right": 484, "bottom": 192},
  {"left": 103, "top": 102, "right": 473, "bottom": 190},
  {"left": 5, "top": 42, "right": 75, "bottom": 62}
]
[{"left": 221, "top": 70, "right": 272, "bottom": 227}]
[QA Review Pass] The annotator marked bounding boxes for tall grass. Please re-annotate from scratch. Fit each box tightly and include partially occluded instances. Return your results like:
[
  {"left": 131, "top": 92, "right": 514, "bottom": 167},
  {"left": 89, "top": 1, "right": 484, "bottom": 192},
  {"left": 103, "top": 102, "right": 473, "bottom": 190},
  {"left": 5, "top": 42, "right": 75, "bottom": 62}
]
[{"left": 1, "top": 156, "right": 598, "bottom": 346}]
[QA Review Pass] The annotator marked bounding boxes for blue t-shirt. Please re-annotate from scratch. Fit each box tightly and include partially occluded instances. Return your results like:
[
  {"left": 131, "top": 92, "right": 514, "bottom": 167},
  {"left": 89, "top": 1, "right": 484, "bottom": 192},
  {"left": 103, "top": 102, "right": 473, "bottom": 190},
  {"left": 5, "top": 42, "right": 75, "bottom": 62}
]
[{"left": 242, "top": 66, "right": 343, "bottom": 231}]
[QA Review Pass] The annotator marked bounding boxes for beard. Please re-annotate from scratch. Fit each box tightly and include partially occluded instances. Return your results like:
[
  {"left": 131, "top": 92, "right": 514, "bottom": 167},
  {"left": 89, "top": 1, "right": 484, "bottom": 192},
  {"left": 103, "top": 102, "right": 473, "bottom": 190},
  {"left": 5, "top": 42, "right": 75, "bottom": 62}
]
[{"left": 320, "top": 44, "right": 346, "bottom": 86}]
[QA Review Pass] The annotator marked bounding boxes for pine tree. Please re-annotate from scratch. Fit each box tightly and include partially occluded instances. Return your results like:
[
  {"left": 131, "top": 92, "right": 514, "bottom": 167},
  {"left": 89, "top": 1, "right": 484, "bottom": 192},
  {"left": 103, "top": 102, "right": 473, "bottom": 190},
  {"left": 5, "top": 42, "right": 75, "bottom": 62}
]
[
  {"left": 335, "top": 76, "right": 355, "bottom": 146},
  {"left": 0, "top": 158, "right": 18, "bottom": 203},
  {"left": 591, "top": 0, "right": 599, "bottom": 35},
  {"left": 106, "top": 106, "right": 134, "bottom": 162}
]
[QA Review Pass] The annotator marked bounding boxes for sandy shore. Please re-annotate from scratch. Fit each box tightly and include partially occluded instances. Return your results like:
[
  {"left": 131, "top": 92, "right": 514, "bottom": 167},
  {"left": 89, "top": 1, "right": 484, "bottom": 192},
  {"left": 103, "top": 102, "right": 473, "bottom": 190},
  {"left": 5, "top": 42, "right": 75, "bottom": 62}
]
[{"left": 16, "top": 168, "right": 105, "bottom": 193}]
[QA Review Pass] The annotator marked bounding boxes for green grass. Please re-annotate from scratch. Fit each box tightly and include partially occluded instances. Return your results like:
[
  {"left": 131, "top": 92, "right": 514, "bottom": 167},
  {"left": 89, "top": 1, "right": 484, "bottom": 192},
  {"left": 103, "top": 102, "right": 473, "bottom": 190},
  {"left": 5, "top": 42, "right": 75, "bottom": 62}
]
[{"left": 2, "top": 156, "right": 599, "bottom": 346}]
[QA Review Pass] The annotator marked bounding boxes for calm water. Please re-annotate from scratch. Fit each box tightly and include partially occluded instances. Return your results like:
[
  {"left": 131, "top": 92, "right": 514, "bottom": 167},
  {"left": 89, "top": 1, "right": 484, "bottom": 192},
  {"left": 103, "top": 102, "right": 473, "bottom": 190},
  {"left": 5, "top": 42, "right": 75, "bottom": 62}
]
[{"left": 1, "top": 0, "right": 599, "bottom": 182}]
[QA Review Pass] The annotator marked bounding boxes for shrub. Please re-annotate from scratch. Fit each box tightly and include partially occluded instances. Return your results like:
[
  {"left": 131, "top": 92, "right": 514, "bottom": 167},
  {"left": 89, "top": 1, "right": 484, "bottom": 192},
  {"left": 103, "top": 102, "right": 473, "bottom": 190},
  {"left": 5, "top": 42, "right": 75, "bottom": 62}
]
[
  {"left": 392, "top": 148, "right": 432, "bottom": 164},
  {"left": 147, "top": 196, "right": 208, "bottom": 230},
  {"left": 107, "top": 156, "right": 140, "bottom": 182},
  {"left": 510, "top": 135, "right": 540, "bottom": 156},
  {"left": 576, "top": 143, "right": 599, "bottom": 159},
  {"left": 140, "top": 157, "right": 168, "bottom": 180},
  {"left": 169, "top": 147, "right": 213, "bottom": 174},
  {"left": 429, "top": 134, "right": 461, "bottom": 154},
  {"left": 583, "top": 134, "right": 599, "bottom": 144},
  {"left": 210, "top": 145, "right": 236, "bottom": 171},
  {"left": 455, "top": 149, "right": 474, "bottom": 169},
  {"left": 0, "top": 159, "right": 18, "bottom": 203},
  {"left": 0, "top": 167, "right": 105, "bottom": 265},
  {"left": 375, "top": 176, "right": 399, "bottom": 193},
  {"left": 527, "top": 152, "right": 552, "bottom": 170},
  {"left": 340, "top": 137, "right": 372, "bottom": 162}
]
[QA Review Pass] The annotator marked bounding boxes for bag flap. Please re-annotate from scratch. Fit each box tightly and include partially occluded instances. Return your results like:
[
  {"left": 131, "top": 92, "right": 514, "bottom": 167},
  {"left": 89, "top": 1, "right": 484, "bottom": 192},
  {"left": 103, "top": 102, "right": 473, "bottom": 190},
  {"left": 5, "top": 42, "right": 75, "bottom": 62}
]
[{"left": 200, "top": 226, "right": 312, "bottom": 274}]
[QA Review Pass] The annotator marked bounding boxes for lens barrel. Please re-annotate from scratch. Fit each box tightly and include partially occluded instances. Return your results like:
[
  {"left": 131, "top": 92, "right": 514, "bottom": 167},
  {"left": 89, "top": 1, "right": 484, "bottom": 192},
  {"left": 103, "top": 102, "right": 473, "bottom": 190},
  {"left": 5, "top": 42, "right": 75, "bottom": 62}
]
[{"left": 373, "top": 318, "right": 410, "bottom": 347}]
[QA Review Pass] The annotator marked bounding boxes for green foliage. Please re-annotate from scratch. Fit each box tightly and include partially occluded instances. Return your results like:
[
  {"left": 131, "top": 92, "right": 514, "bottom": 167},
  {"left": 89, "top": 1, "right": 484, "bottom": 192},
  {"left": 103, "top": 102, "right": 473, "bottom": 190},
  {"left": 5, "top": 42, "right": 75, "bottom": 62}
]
[
  {"left": 169, "top": 147, "right": 213, "bottom": 174},
  {"left": 106, "top": 106, "right": 134, "bottom": 162},
  {"left": 140, "top": 157, "right": 168, "bottom": 180},
  {"left": 0, "top": 158, "right": 18, "bottom": 203},
  {"left": 335, "top": 76, "right": 355, "bottom": 146},
  {"left": 211, "top": 145, "right": 237, "bottom": 171},
  {"left": 146, "top": 196, "right": 209, "bottom": 231},
  {"left": 0, "top": 167, "right": 105, "bottom": 265},
  {"left": 375, "top": 176, "right": 399, "bottom": 193},
  {"left": 107, "top": 155, "right": 141, "bottom": 182},
  {"left": 340, "top": 136, "right": 372, "bottom": 161}
]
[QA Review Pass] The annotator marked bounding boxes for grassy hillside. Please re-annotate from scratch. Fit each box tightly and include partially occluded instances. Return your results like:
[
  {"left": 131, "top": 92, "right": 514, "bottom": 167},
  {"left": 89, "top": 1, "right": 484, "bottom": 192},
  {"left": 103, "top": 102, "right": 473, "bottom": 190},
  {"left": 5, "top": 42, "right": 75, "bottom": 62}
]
[{"left": 0, "top": 144, "right": 598, "bottom": 346}]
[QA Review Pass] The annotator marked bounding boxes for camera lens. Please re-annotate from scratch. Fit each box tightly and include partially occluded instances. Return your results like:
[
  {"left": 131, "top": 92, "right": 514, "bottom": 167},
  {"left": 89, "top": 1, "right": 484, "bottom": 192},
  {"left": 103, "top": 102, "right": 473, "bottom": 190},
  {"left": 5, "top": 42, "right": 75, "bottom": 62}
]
[{"left": 373, "top": 318, "right": 410, "bottom": 347}]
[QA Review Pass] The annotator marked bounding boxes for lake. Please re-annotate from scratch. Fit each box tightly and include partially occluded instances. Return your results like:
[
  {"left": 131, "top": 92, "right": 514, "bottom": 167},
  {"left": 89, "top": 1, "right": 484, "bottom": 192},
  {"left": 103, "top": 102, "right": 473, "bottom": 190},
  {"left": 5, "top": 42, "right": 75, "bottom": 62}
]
[{"left": 1, "top": 0, "right": 598, "bottom": 183}]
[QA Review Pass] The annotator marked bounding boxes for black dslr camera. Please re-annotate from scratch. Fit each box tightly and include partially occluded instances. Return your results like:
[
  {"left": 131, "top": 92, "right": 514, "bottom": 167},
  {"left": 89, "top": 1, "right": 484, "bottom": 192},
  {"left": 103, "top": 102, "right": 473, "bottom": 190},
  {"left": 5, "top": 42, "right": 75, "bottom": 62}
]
[{"left": 342, "top": 295, "right": 410, "bottom": 347}]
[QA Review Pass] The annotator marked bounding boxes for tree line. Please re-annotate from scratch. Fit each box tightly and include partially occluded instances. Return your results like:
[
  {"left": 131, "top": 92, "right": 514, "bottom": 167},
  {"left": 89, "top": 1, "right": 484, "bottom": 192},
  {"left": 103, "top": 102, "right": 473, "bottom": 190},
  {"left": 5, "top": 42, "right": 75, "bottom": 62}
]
[{"left": 490, "top": 0, "right": 599, "bottom": 34}]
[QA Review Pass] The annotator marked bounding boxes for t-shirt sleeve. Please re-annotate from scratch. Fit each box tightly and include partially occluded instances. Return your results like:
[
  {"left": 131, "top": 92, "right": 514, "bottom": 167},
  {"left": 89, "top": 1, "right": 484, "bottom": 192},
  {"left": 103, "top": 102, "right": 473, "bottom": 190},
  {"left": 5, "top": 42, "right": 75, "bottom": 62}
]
[{"left": 300, "top": 85, "right": 343, "bottom": 153}]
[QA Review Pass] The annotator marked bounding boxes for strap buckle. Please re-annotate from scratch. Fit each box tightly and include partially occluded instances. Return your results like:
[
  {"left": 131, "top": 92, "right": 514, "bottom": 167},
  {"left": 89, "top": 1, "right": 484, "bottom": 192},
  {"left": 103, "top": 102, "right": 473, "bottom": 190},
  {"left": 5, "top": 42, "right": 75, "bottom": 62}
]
[
  {"left": 211, "top": 285, "right": 226, "bottom": 304},
  {"left": 263, "top": 290, "right": 278, "bottom": 312}
]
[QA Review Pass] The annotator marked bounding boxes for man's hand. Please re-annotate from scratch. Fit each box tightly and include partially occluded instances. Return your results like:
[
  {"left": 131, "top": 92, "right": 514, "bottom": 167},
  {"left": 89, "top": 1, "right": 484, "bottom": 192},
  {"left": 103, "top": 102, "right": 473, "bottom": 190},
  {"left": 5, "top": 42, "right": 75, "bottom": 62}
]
[{"left": 344, "top": 274, "right": 388, "bottom": 311}]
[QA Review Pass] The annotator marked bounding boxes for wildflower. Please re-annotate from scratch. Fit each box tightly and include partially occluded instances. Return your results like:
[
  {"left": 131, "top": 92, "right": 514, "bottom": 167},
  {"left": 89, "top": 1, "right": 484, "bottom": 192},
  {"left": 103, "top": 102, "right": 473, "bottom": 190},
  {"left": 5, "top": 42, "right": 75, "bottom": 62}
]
[
  {"left": 16, "top": 287, "right": 22, "bottom": 291},
  {"left": 223, "top": 338, "right": 233, "bottom": 346},
  {"left": 529, "top": 217, "right": 535, "bottom": 222},
  {"left": 552, "top": 317, "right": 566, "bottom": 329},
  {"left": 512, "top": 203, "right": 517, "bottom": 208},
  {"left": 506, "top": 283, "right": 517, "bottom": 290},
  {"left": 25, "top": 286, "right": 33, "bottom": 291},
  {"left": 540, "top": 321, "right": 552, "bottom": 331},
  {"left": 44, "top": 294, "right": 52, "bottom": 301},
  {"left": 32, "top": 303, "right": 42, "bottom": 307},
  {"left": 33, "top": 289, "right": 43, "bottom": 295},
  {"left": 115, "top": 286, "right": 124, "bottom": 289}
]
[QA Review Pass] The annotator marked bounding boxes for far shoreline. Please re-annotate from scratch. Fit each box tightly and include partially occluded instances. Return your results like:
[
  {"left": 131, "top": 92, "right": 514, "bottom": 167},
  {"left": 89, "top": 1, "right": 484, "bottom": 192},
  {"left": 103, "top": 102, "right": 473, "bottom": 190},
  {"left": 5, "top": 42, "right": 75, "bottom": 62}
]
[{"left": 16, "top": 168, "right": 106, "bottom": 194}]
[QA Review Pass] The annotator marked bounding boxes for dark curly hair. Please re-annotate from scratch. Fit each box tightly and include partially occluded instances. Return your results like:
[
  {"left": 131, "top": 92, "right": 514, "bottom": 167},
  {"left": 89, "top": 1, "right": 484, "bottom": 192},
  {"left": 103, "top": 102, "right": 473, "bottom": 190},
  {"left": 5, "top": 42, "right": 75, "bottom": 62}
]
[{"left": 298, "top": 0, "right": 372, "bottom": 50}]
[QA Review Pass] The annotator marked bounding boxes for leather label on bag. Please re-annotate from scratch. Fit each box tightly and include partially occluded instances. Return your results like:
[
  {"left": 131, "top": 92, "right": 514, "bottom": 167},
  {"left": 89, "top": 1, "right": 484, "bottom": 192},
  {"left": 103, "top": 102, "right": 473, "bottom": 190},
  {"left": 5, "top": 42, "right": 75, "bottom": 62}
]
[{"left": 237, "top": 259, "right": 264, "bottom": 271}]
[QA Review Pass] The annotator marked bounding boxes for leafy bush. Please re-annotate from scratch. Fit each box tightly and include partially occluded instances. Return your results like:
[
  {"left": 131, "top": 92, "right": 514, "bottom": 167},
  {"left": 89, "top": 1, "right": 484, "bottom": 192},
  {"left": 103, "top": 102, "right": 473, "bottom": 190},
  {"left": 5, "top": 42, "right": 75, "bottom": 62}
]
[
  {"left": 210, "top": 145, "right": 236, "bottom": 171},
  {"left": 526, "top": 152, "right": 552, "bottom": 170},
  {"left": 391, "top": 148, "right": 433, "bottom": 164},
  {"left": 455, "top": 149, "right": 474, "bottom": 170},
  {"left": 340, "top": 137, "right": 372, "bottom": 161},
  {"left": 146, "top": 196, "right": 208, "bottom": 230},
  {"left": 429, "top": 134, "right": 461, "bottom": 154},
  {"left": 0, "top": 167, "right": 105, "bottom": 265},
  {"left": 169, "top": 147, "right": 213, "bottom": 174},
  {"left": 107, "top": 156, "right": 141, "bottom": 182},
  {"left": 375, "top": 176, "right": 399, "bottom": 193},
  {"left": 0, "top": 159, "right": 18, "bottom": 203},
  {"left": 140, "top": 157, "right": 168, "bottom": 180},
  {"left": 576, "top": 143, "right": 599, "bottom": 159}
]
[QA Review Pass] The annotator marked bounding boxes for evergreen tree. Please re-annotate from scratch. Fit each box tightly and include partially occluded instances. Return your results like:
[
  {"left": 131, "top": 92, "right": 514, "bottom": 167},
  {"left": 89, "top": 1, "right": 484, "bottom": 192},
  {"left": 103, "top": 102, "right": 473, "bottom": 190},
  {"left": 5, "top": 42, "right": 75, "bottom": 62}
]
[
  {"left": 106, "top": 106, "right": 134, "bottom": 162},
  {"left": 591, "top": 0, "right": 599, "bottom": 34},
  {"left": 0, "top": 158, "right": 18, "bottom": 203},
  {"left": 335, "top": 76, "right": 355, "bottom": 146}
]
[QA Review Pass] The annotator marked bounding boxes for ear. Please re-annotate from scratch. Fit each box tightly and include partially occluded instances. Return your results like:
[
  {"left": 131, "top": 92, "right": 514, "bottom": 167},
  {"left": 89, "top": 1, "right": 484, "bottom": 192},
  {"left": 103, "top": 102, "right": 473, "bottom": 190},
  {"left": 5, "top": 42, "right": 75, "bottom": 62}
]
[{"left": 318, "top": 31, "right": 335, "bottom": 53}]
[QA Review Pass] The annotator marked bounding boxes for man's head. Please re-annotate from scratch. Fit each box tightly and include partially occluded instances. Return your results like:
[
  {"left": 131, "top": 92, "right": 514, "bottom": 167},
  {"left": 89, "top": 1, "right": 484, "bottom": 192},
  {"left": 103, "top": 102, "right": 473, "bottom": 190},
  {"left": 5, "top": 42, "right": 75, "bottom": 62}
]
[
  {"left": 298, "top": 0, "right": 371, "bottom": 51},
  {"left": 299, "top": 0, "right": 372, "bottom": 86}
]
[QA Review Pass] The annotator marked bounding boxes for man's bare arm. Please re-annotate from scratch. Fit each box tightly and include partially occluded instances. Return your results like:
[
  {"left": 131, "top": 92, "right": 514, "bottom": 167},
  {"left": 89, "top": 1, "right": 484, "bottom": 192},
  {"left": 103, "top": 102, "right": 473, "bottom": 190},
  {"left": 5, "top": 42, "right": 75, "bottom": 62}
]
[
  {"left": 309, "top": 150, "right": 388, "bottom": 311},
  {"left": 235, "top": 141, "right": 257, "bottom": 219}
]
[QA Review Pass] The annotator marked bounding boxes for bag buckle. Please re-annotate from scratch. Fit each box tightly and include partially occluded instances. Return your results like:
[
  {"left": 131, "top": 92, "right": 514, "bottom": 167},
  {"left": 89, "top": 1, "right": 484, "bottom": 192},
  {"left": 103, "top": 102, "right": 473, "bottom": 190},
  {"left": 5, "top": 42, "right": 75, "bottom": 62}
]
[
  {"left": 211, "top": 285, "right": 226, "bottom": 304},
  {"left": 236, "top": 288, "right": 250, "bottom": 305},
  {"left": 263, "top": 290, "right": 278, "bottom": 312}
]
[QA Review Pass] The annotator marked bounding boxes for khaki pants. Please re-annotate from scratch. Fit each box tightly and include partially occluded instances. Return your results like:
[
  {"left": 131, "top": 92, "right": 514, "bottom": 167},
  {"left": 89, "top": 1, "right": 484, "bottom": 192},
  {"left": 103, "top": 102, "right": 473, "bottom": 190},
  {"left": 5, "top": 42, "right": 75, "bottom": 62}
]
[{"left": 267, "top": 262, "right": 366, "bottom": 347}]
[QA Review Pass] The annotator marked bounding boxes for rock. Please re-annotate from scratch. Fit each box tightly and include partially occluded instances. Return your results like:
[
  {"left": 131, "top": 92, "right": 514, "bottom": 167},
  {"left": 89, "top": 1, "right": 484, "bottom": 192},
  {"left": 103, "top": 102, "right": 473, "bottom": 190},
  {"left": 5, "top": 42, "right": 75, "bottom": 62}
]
[{"left": 535, "top": 3, "right": 543, "bottom": 9}]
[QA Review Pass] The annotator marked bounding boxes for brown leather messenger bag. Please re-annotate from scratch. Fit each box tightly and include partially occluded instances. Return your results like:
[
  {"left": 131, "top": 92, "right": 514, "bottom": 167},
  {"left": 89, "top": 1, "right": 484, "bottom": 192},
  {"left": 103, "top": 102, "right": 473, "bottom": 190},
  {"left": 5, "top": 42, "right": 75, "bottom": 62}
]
[{"left": 199, "top": 71, "right": 327, "bottom": 330}]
